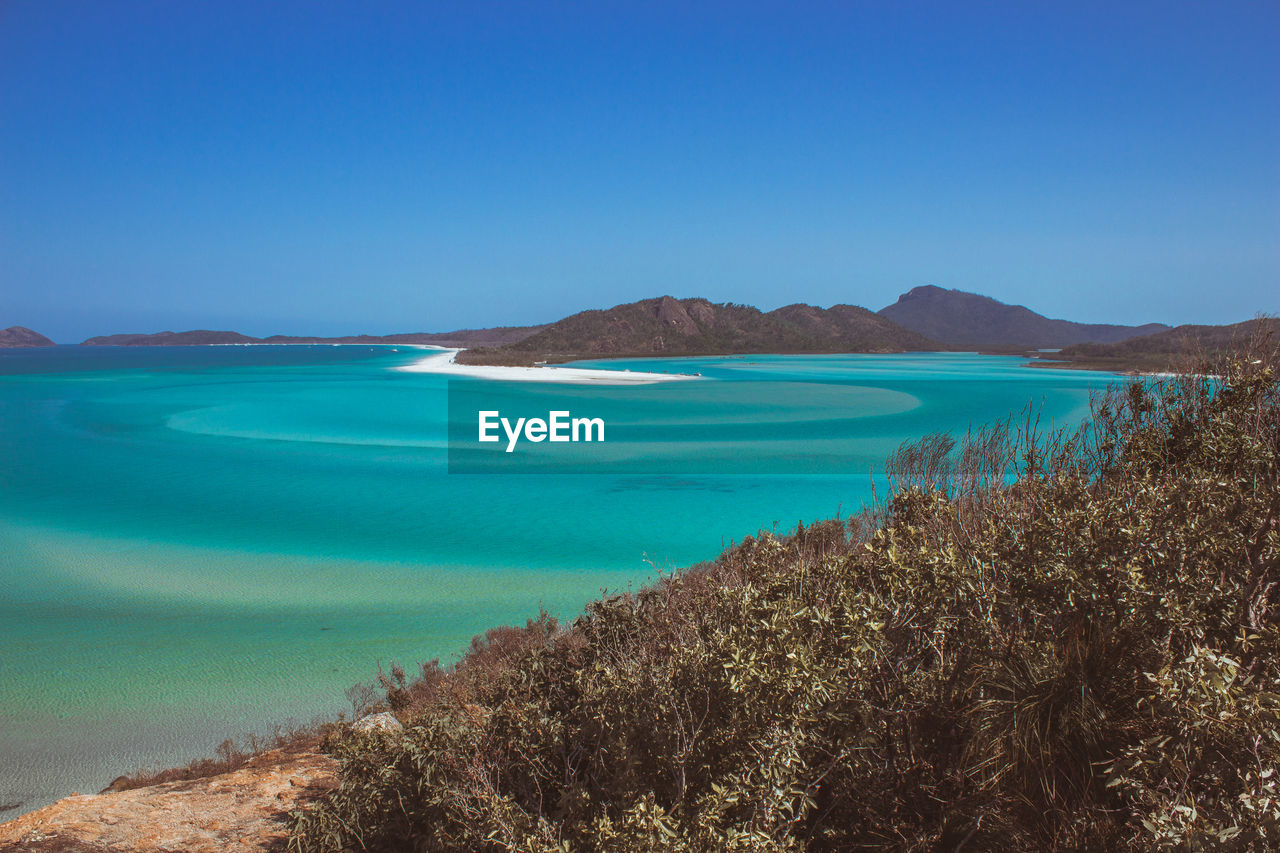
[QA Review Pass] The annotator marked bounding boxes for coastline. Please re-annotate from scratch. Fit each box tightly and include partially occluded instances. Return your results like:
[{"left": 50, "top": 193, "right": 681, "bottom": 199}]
[{"left": 52, "top": 340, "right": 1154, "bottom": 377}]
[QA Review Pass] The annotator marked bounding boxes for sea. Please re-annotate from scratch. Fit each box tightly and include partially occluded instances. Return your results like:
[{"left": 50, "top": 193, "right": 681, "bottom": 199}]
[{"left": 0, "top": 344, "right": 1119, "bottom": 816}]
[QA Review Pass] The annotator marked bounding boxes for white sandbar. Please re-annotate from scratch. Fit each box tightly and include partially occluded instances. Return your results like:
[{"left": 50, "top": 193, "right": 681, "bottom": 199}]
[{"left": 395, "top": 349, "right": 699, "bottom": 384}]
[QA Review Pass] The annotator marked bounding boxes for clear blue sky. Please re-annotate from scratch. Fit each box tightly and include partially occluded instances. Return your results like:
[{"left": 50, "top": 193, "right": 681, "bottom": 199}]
[{"left": 2, "top": 1, "right": 1276, "bottom": 342}]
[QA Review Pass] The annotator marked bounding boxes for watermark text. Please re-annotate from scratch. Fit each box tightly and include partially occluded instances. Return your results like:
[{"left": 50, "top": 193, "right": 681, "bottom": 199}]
[{"left": 478, "top": 410, "right": 605, "bottom": 452}]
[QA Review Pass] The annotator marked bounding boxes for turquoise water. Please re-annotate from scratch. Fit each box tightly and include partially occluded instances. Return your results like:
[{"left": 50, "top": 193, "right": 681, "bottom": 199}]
[{"left": 0, "top": 345, "right": 1117, "bottom": 816}]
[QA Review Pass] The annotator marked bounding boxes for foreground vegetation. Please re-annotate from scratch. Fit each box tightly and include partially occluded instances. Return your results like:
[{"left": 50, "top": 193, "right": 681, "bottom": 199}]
[
  {"left": 105, "top": 718, "right": 337, "bottom": 793},
  {"left": 291, "top": 339, "right": 1278, "bottom": 851}
]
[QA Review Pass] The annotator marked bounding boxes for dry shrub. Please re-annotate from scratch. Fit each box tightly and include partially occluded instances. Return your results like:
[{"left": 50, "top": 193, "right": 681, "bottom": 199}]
[
  {"left": 291, "top": 338, "right": 1279, "bottom": 851},
  {"left": 107, "top": 718, "right": 337, "bottom": 792}
]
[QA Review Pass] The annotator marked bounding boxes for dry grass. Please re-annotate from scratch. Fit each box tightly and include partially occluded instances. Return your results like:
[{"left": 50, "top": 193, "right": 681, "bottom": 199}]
[{"left": 104, "top": 719, "right": 338, "bottom": 792}]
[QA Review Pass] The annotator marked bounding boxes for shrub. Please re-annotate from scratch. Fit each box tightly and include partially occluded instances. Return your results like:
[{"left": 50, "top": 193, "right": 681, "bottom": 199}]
[
  {"left": 107, "top": 717, "right": 337, "bottom": 792},
  {"left": 291, "top": 343, "right": 1279, "bottom": 851}
]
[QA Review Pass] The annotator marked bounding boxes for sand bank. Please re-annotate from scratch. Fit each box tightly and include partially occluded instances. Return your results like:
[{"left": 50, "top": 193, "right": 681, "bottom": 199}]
[{"left": 395, "top": 349, "right": 699, "bottom": 384}]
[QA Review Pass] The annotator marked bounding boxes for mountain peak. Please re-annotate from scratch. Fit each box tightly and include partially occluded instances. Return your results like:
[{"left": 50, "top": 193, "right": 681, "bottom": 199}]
[
  {"left": 878, "top": 287, "right": 1168, "bottom": 347},
  {"left": 898, "top": 284, "right": 950, "bottom": 300}
]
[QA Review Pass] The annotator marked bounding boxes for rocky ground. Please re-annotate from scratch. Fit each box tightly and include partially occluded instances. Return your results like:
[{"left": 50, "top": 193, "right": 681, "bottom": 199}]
[{"left": 0, "top": 750, "right": 336, "bottom": 853}]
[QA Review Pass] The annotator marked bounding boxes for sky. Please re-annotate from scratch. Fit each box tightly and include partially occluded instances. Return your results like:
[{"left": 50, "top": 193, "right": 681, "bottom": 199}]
[{"left": 1, "top": 1, "right": 1277, "bottom": 342}]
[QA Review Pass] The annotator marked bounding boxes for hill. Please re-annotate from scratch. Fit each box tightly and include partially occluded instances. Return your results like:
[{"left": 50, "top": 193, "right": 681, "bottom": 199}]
[
  {"left": 457, "top": 295, "right": 938, "bottom": 364},
  {"left": 878, "top": 285, "right": 1168, "bottom": 348},
  {"left": 82, "top": 330, "right": 260, "bottom": 346},
  {"left": 80, "top": 326, "right": 544, "bottom": 347},
  {"left": 1049, "top": 317, "right": 1280, "bottom": 371},
  {"left": 259, "top": 326, "right": 544, "bottom": 347},
  {"left": 72, "top": 288, "right": 1181, "bottom": 358},
  {"left": 0, "top": 326, "right": 55, "bottom": 347}
]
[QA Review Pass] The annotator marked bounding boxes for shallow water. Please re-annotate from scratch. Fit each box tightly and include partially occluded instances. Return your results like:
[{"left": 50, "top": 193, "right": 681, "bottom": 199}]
[{"left": 0, "top": 345, "right": 1116, "bottom": 816}]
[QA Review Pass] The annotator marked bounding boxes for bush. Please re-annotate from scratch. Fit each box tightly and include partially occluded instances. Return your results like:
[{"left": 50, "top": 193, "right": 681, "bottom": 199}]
[
  {"left": 106, "top": 718, "right": 337, "bottom": 792},
  {"left": 291, "top": 344, "right": 1279, "bottom": 851}
]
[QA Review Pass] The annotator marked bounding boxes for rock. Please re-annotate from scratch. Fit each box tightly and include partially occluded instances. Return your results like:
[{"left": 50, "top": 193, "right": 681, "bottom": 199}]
[
  {"left": 100, "top": 778, "right": 130, "bottom": 794},
  {"left": 653, "top": 295, "right": 699, "bottom": 336},
  {"left": 352, "top": 712, "right": 403, "bottom": 733},
  {"left": 0, "top": 751, "right": 337, "bottom": 853}
]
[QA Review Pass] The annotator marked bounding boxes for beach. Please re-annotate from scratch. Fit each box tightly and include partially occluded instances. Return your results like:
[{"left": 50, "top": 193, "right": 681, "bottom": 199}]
[{"left": 394, "top": 348, "right": 700, "bottom": 383}]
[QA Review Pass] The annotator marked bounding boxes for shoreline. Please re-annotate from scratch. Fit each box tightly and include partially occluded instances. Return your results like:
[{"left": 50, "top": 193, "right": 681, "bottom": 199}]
[
  {"left": 47, "top": 342, "right": 1149, "bottom": 377},
  {"left": 394, "top": 349, "right": 701, "bottom": 384}
]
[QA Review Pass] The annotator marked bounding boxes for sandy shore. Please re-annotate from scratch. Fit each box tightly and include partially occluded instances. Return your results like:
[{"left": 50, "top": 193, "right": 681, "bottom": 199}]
[{"left": 395, "top": 349, "right": 700, "bottom": 384}]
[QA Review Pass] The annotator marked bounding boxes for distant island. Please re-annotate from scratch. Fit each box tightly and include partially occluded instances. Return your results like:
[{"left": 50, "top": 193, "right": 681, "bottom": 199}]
[
  {"left": 1042, "top": 317, "right": 1280, "bottom": 372},
  {"left": 65, "top": 287, "right": 1269, "bottom": 373},
  {"left": 453, "top": 289, "right": 1169, "bottom": 366},
  {"left": 80, "top": 325, "right": 543, "bottom": 348},
  {"left": 0, "top": 326, "right": 55, "bottom": 347},
  {"left": 877, "top": 285, "right": 1170, "bottom": 348}
]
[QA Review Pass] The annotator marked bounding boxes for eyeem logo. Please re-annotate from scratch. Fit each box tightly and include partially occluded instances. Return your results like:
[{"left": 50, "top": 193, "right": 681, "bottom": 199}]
[{"left": 478, "top": 410, "right": 605, "bottom": 453}]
